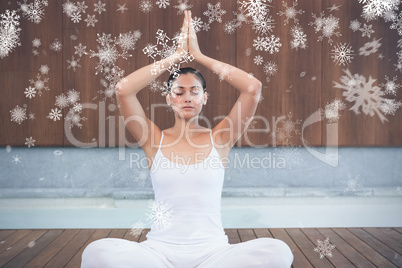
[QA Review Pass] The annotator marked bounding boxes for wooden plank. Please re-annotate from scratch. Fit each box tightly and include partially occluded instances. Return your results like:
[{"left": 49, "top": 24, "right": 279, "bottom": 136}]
[
  {"left": 43, "top": 229, "right": 95, "bottom": 268},
  {"left": 314, "top": 228, "right": 373, "bottom": 268},
  {"left": 394, "top": 228, "right": 402, "bottom": 234},
  {"left": 0, "top": 230, "right": 17, "bottom": 242},
  {"left": 138, "top": 228, "right": 150, "bottom": 242},
  {"left": 2, "top": 229, "right": 63, "bottom": 268},
  {"left": 302, "top": 228, "right": 354, "bottom": 268},
  {"left": 107, "top": 229, "right": 128, "bottom": 239},
  {"left": 253, "top": 228, "right": 273, "bottom": 238},
  {"left": 25, "top": 229, "right": 79, "bottom": 268},
  {"left": 65, "top": 229, "right": 111, "bottom": 268},
  {"left": 348, "top": 228, "right": 402, "bottom": 267},
  {"left": 379, "top": 228, "right": 402, "bottom": 246},
  {"left": 237, "top": 228, "right": 256, "bottom": 242},
  {"left": 225, "top": 228, "right": 241, "bottom": 244},
  {"left": 270, "top": 228, "right": 312, "bottom": 268},
  {"left": 285, "top": 228, "right": 334, "bottom": 267},
  {"left": 363, "top": 228, "right": 402, "bottom": 255},
  {"left": 0, "top": 229, "right": 47, "bottom": 267},
  {"left": 332, "top": 228, "right": 397, "bottom": 268},
  {"left": 0, "top": 229, "right": 31, "bottom": 253}
]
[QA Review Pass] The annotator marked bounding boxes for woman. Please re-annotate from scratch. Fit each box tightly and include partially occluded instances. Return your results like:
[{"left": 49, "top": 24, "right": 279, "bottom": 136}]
[{"left": 81, "top": 10, "right": 293, "bottom": 268}]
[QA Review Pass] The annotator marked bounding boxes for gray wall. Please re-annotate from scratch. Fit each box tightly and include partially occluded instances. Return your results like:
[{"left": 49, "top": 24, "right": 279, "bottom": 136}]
[{"left": 1, "top": 147, "right": 401, "bottom": 199}]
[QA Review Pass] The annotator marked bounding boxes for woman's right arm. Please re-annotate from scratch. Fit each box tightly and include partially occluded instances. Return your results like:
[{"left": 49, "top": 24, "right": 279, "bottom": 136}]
[{"left": 116, "top": 11, "right": 190, "bottom": 148}]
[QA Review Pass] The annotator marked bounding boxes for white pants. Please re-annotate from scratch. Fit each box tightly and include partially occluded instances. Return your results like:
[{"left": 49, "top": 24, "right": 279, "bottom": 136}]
[{"left": 81, "top": 237, "right": 293, "bottom": 268}]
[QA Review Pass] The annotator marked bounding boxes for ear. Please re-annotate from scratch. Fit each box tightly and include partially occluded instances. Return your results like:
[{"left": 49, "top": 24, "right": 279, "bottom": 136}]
[{"left": 203, "top": 91, "right": 207, "bottom": 105}]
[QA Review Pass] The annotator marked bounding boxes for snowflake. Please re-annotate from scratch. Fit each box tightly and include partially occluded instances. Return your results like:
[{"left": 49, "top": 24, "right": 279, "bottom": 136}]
[
  {"left": 32, "top": 38, "right": 41, "bottom": 47},
  {"left": 90, "top": 32, "right": 132, "bottom": 75},
  {"left": 0, "top": 10, "right": 22, "bottom": 59},
  {"left": 382, "top": 9, "right": 397, "bottom": 22},
  {"left": 24, "top": 86, "right": 36, "bottom": 99},
  {"left": 380, "top": 99, "right": 402, "bottom": 115},
  {"left": 275, "top": 112, "right": 301, "bottom": 145},
  {"left": 290, "top": 25, "right": 307, "bottom": 50},
  {"left": 28, "top": 113, "right": 35, "bottom": 120},
  {"left": 117, "top": 30, "right": 141, "bottom": 51},
  {"left": 29, "top": 74, "right": 49, "bottom": 96},
  {"left": 359, "top": 37, "right": 382, "bottom": 56},
  {"left": 66, "top": 56, "right": 81, "bottom": 71},
  {"left": 330, "top": 43, "right": 354, "bottom": 66},
  {"left": 390, "top": 12, "right": 402, "bottom": 36},
  {"left": 359, "top": 23, "right": 374, "bottom": 38},
  {"left": 70, "top": 12, "right": 81, "bottom": 23},
  {"left": 156, "top": 0, "right": 170, "bottom": 9},
  {"left": 94, "top": 1, "right": 106, "bottom": 14},
  {"left": 223, "top": 20, "right": 237, "bottom": 34},
  {"left": 12, "top": 155, "right": 22, "bottom": 164},
  {"left": 333, "top": 69, "right": 392, "bottom": 123},
  {"left": 274, "top": 145, "right": 303, "bottom": 169},
  {"left": 251, "top": 14, "right": 275, "bottom": 35},
  {"left": 139, "top": 0, "right": 153, "bottom": 13},
  {"left": 314, "top": 237, "right": 336, "bottom": 259},
  {"left": 149, "top": 79, "right": 164, "bottom": 93},
  {"left": 55, "top": 93, "right": 69, "bottom": 108},
  {"left": 72, "top": 103, "right": 82, "bottom": 112},
  {"left": 74, "top": 43, "right": 87, "bottom": 57},
  {"left": 39, "top": 64, "right": 49, "bottom": 74},
  {"left": 380, "top": 76, "right": 400, "bottom": 95},
  {"left": 327, "top": 4, "right": 342, "bottom": 12},
  {"left": 277, "top": 0, "right": 304, "bottom": 25},
  {"left": 309, "top": 12, "right": 341, "bottom": 44},
  {"left": 253, "top": 55, "right": 264, "bottom": 65},
  {"left": 67, "top": 89, "right": 80, "bottom": 104},
  {"left": 320, "top": 98, "right": 347, "bottom": 123},
  {"left": 116, "top": 4, "right": 128, "bottom": 13},
  {"left": 263, "top": 61, "right": 277, "bottom": 76},
  {"left": 25, "top": 136, "right": 35, "bottom": 148},
  {"left": 359, "top": 0, "right": 400, "bottom": 21},
  {"left": 76, "top": 1, "right": 88, "bottom": 13},
  {"left": 143, "top": 29, "right": 193, "bottom": 76},
  {"left": 47, "top": 108, "right": 62, "bottom": 121},
  {"left": 19, "top": 0, "right": 46, "bottom": 24},
  {"left": 65, "top": 109, "right": 87, "bottom": 128},
  {"left": 342, "top": 173, "right": 363, "bottom": 194},
  {"left": 146, "top": 199, "right": 173, "bottom": 231},
  {"left": 238, "top": 0, "right": 271, "bottom": 20},
  {"left": 49, "top": 38, "right": 62, "bottom": 52},
  {"left": 84, "top": 14, "right": 97, "bottom": 27},
  {"left": 10, "top": 105, "right": 27, "bottom": 124},
  {"left": 203, "top": 2, "right": 226, "bottom": 24},
  {"left": 212, "top": 62, "right": 234, "bottom": 81},
  {"left": 233, "top": 9, "right": 250, "bottom": 28},
  {"left": 253, "top": 35, "right": 281, "bottom": 54},
  {"left": 191, "top": 17, "right": 204, "bottom": 33},
  {"left": 349, "top": 20, "right": 361, "bottom": 32},
  {"left": 174, "top": 0, "right": 192, "bottom": 15},
  {"left": 62, "top": 0, "right": 77, "bottom": 17}
]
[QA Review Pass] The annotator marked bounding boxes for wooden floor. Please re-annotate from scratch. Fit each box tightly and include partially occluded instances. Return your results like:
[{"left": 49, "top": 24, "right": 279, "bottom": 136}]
[{"left": 0, "top": 228, "right": 401, "bottom": 267}]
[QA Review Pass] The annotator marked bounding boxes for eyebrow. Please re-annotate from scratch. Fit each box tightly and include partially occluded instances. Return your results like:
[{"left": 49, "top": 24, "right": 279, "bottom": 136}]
[{"left": 172, "top": 86, "right": 201, "bottom": 89}]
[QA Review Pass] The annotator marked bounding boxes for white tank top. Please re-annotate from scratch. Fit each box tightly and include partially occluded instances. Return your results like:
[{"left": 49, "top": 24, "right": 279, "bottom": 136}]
[{"left": 146, "top": 130, "right": 229, "bottom": 245}]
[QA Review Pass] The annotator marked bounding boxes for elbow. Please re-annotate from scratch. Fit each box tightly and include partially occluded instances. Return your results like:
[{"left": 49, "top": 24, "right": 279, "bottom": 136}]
[
  {"left": 115, "top": 78, "right": 128, "bottom": 97},
  {"left": 248, "top": 80, "right": 262, "bottom": 93}
]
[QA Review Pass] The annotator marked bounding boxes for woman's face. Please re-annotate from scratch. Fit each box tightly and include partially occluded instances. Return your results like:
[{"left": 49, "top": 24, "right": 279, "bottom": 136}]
[{"left": 167, "top": 73, "right": 207, "bottom": 119}]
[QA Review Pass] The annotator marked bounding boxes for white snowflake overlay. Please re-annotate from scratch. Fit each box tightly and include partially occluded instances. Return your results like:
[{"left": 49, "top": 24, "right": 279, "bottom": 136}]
[
  {"left": 143, "top": 29, "right": 193, "bottom": 77},
  {"left": 314, "top": 237, "right": 336, "bottom": 259},
  {"left": 333, "top": 69, "right": 401, "bottom": 123},
  {"left": 0, "top": 10, "right": 22, "bottom": 59},
  {"left": 342, "top": 172, "right": 363, "bottom": 194},
  {"left": 309, "top": 12, "right": 341, "bottom": 44},
  {"left": 330, "top": 43, "right": 354, "bottom": 66},
  {"left": 146, "top": 199, "right": 173, "bottom": 231}
]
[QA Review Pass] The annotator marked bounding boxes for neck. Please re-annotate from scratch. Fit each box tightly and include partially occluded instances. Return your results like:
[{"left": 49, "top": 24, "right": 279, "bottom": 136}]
[{"left": 171, "top": 115, "right": 205, "bottom": 137}]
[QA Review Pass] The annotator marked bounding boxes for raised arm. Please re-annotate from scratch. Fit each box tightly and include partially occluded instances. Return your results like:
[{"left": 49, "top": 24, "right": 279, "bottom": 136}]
[
  {"left": 187, "top": 11, "right": 262, "bottom": 149},
  {"left": 116, "top": 12, "right": 190, "bottom": 149}
]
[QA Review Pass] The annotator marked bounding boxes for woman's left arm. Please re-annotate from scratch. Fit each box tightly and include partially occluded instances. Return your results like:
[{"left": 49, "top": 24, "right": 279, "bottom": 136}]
[{"left": 188, "top": 11, "right": 262, "bottom": 149}]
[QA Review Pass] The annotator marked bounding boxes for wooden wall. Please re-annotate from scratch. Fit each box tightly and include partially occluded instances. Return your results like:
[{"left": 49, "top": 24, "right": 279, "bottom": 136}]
[{"left": 1, "top": 0, "right": 401, "bottom": 147}]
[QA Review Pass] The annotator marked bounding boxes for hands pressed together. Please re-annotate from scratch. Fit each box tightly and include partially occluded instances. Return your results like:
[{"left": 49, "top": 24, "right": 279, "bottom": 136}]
[{"left": 177, "top": 10, "right": 203, "bottom": 59}]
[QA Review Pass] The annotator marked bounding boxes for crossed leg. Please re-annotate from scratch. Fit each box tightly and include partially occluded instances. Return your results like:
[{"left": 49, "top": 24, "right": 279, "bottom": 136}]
[
  {"left": 198, "top": 237, "right": 294, "bottom": 268},
  {"left": 81, "top": 238, "right": 174, "bottom": 268}
]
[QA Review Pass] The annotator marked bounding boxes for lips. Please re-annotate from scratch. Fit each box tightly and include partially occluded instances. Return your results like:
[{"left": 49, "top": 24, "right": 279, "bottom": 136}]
[{"left": 182, "top": 106, "right": 193, "bottom": 109}]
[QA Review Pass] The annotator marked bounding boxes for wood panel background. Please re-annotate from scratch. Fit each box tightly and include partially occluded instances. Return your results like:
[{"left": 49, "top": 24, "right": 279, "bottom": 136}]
[{"left": 0, "top": 0, "right": 401, "bottom": 147}]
